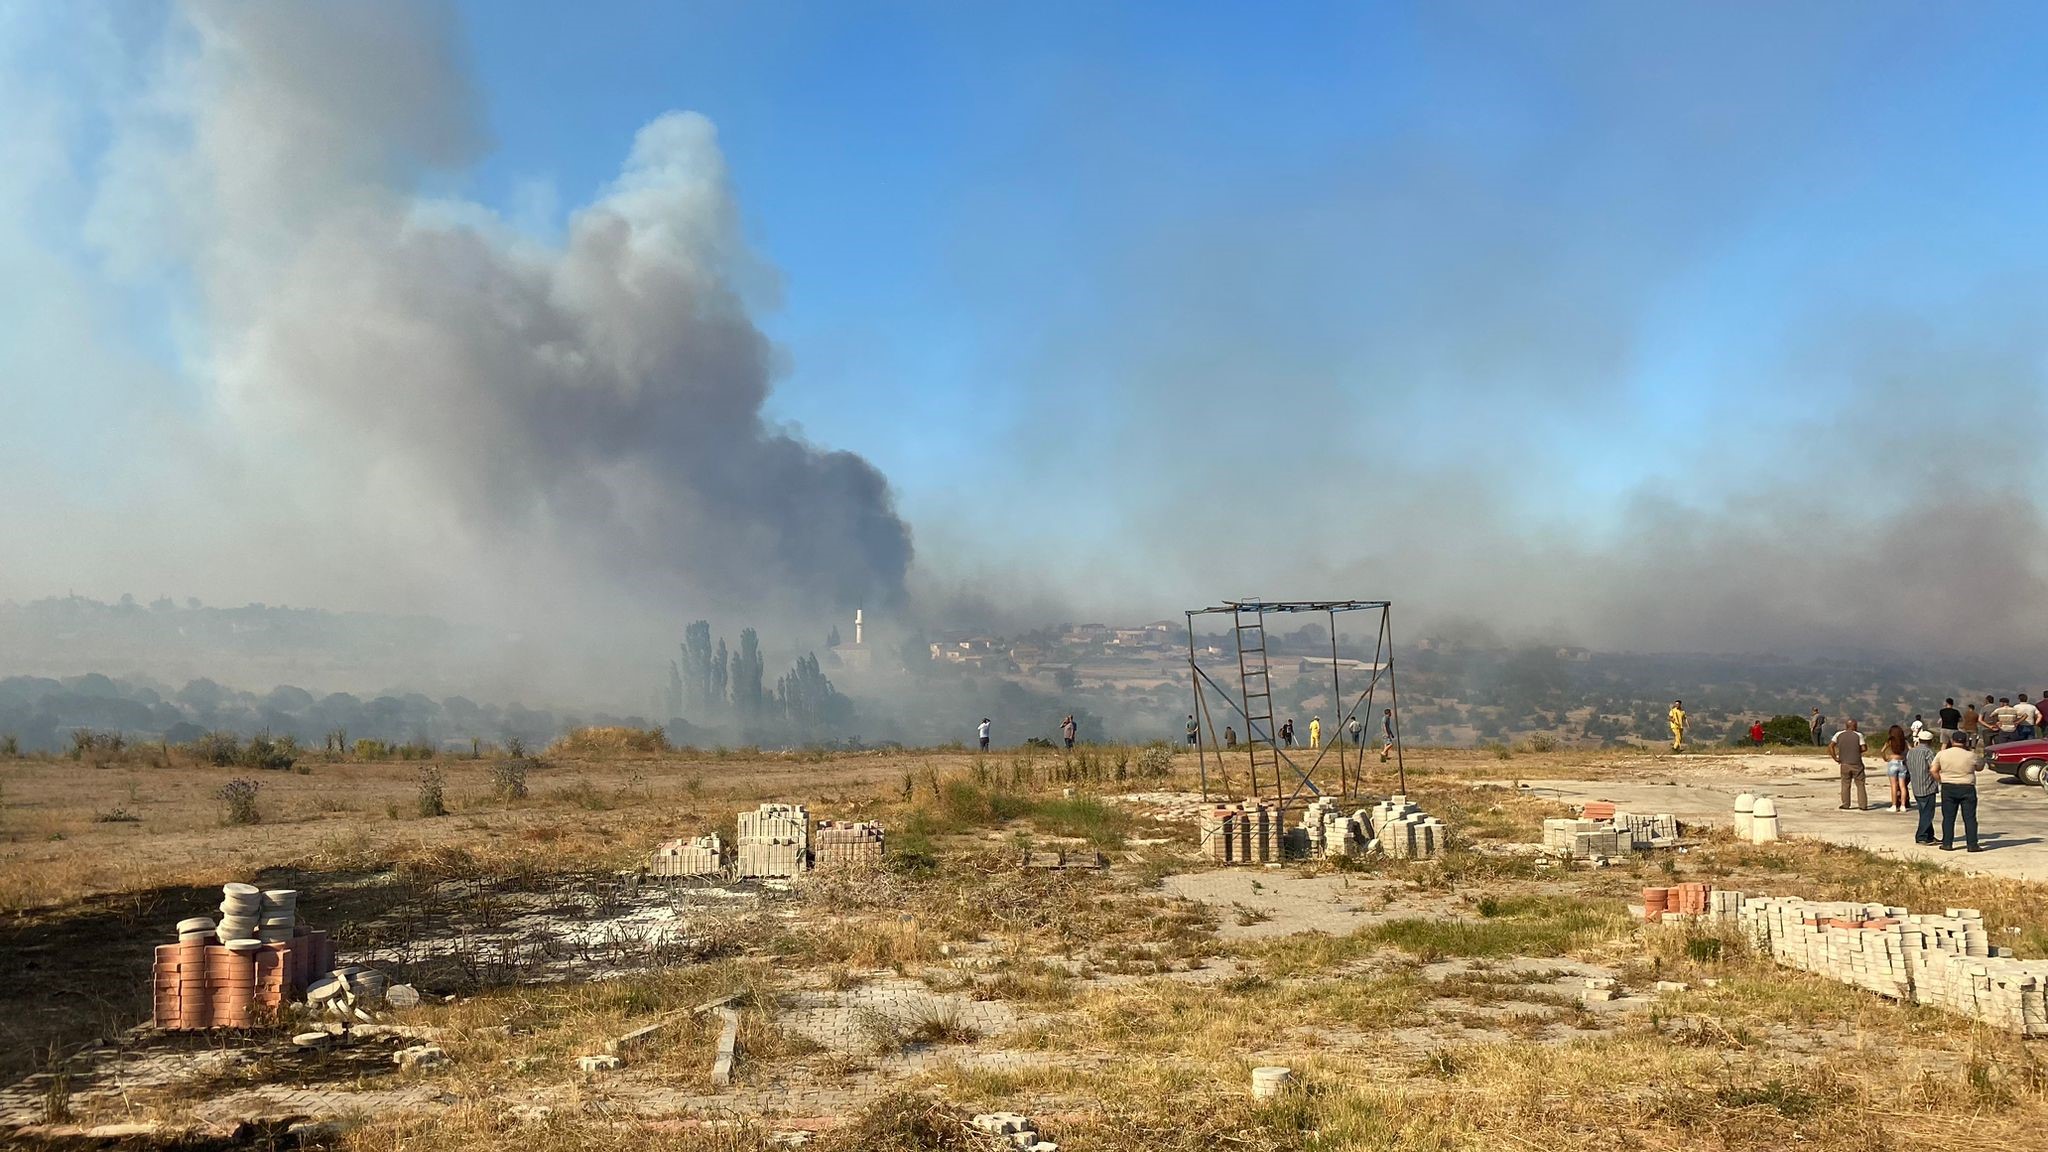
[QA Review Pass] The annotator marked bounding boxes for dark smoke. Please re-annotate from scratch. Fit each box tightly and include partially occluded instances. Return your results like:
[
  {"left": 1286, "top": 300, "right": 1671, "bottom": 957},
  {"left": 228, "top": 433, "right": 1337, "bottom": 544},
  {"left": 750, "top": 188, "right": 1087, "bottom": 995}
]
[{"left": 85, "top": 0, "right": 911, "bottom": 623}]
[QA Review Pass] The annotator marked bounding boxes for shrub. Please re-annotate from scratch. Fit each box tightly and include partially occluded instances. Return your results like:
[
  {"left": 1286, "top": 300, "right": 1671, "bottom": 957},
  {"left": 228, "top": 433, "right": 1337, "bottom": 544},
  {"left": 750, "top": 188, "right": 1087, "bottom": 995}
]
[
  {"left": 1023, "top": 736, "right": 1056, "bottom": 750},
  {"left": 416, "top": 765, "right": 447, "bottom": 817},
  {"left": 0, "top": 734, "right": 17, "bottom": 757},
  {"left": 241, "top": 731, "right": 298, "bottom": 771},
  {"left": 547, "top": 725, "right": 671, "bottom": 756},
  {"left": 92, "top": 808, "right": 141, "bottom": 823},
  {"left": 69, "top": 729, "right": 127, "bottom": 761},
  {"left": 1137, "top": 745, "right": 1174, "bottom": 777},
  {"left": 1759, "top": 715, "right": 1815, "bottom": 746},
  {"left": 489, "top": 758, "right": 529, "bottom": 800},
  {"left": 218, "top": 778, "right": 261, "bottom": 826},
  {"left": 505, "top": 736, "right": 526, "bottom": 758},
  {"left": 192, "top": 731, "right": 241, "bottom": 767},
  {"left": 1523, "top": 733, "right": 1559, "bottom": 754}
]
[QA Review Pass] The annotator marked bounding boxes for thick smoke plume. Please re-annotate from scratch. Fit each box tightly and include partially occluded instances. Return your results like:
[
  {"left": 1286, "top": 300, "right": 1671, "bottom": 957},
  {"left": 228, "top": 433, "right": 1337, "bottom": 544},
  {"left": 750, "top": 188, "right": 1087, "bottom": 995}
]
[{"left": 84, "top": 1, "right": 910, "bottom": 625}]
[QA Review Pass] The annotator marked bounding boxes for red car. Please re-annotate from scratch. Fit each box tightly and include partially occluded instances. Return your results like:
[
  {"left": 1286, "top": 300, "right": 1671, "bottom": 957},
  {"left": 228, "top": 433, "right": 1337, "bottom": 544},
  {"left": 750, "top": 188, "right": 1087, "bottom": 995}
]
[{"left": 1984, "top": 737, "right": 2048, "bottom": 788}]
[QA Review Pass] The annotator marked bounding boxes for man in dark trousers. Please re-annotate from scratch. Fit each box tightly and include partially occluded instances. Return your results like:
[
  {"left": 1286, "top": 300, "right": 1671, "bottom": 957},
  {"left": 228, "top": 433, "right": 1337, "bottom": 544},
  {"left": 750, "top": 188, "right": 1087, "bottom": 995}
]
[
  {"left": 1810, "top": 708, "right": 1826, "bottom": 747},
  {"left": 1060, "top": 715, "right": 1077, "bottom": 750},
  {"left": 1830, "top": 719, "right": 1867, "bottom": 811},
  {"left": 1932, "top": 730, "right": 1981, "bottom": 852},
  {"left": 1906, "top": 729, "right": 1940, "bottom": 845},
  {"left": 1279, "top": 719, "right": 1295, "bottom": 748},
  {"left": 1184, "top": 714, "right": 1199, "bottom": 747}
]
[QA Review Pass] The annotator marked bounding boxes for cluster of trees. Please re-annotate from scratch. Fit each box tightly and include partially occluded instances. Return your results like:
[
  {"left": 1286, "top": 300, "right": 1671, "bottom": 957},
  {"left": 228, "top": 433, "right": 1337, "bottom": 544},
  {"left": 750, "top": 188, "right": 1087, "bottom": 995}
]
[
  {"left": 0, "top": 673, "right": 620, "bottom": 755},
  {"left": 665, "top": 621, "right": 851, "bottom": 740}
]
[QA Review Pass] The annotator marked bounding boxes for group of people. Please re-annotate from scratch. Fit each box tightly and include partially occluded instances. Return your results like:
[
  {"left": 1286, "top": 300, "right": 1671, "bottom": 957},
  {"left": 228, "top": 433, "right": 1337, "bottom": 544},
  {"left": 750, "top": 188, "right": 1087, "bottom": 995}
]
[
  {"left": 1808, "top": 696, "right": 2041, "bottom": 750},
  {"left": 1807, "top": 691, "right": 2044, "bottom": 854},
  {"left": 1203, "top": 710, "right": 1399, "bottom": 762}
]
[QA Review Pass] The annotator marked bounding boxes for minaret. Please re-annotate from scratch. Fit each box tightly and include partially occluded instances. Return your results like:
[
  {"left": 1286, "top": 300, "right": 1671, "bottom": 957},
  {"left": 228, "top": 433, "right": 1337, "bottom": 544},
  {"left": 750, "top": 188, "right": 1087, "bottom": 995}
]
[{"left": 855, "top": 609, "right": 863, "bottom": 647}]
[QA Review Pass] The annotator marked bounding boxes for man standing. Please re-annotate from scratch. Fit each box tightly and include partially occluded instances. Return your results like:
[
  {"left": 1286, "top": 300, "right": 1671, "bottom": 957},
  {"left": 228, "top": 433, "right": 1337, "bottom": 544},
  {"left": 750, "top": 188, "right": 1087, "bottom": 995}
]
[
  {"left": 1830, "top": 719, "right": 1868, "bottom": 811},
  {"left": 1748, "top": 720, "right": 1765, "bottom": 745},
  {"left": 1184, "top": 714, "right": 1199, "bottom": 747},
  {"left": 1810, "top": 708, "right": 1826, "bottom": 747},
  {"left": 1668, "top": 700, "right": 1687, "bottom": 752},
  {"left": 1909, "top": 714, "right": 1927, "bottom": 742},
  {"left": 1279, "top": 719, "right": 1294, "bottom": 748},
  {"left": 1962, "top": 700, "right": 1981, "bottom": 748},
  {"left": 1380, "top": 708, "right": 1396, "bottom": 762},
  {"left": 1993, "top": 697, "right": 2020, "bottom": 744},
  {"left": 1906, "top": 729, "right": 1940, "bottom": 845},
  {"left": 1347, "top": 715, "right": 1363, "bottom": 748},
  {"left": 1060, "top": 715, "right": 1077, "bottom": 750},
  {"left": 1309, "top": 716, "right": 1322, "bottom": 750},
  {"left": 1223, "top": 725, "right": 1237, "bottom": 749},
  {"left": 977, "top": 717, "right": 992, "bottom": 752},
  {"left": 1933, "top": 730, "right": 1981, "bottom": 852},
  {"left": 1939, "top": 698, "right": 1963, "bottom": 747},
  {"left": 2017, "top": 694, "right": 2041, "bottom": 740}
]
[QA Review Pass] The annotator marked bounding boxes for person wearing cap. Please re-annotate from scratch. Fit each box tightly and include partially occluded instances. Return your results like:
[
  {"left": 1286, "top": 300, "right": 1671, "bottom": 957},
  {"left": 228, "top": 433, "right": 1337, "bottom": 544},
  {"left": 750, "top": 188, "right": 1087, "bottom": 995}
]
[
  {"left": 1932, "top": 730, "right": 1982, "bottom": 852},
  {"left": 1906, "top": 728, "right": 1940, "bottom": 845}
]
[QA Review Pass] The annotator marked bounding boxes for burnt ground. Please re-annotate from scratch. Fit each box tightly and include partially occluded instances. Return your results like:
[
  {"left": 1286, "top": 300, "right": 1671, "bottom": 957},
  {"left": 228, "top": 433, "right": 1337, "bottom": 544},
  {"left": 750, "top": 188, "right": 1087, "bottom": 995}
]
[{"left": 0, "top": 865, "right": 787, "bottom": 1086}]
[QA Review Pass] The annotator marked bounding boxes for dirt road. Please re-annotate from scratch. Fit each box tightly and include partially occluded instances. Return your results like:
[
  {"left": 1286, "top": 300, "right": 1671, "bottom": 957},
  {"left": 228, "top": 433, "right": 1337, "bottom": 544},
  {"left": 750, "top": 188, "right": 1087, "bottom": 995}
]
[{"left": 1520, "top": 752, "right": 2048, "bottom": 881}]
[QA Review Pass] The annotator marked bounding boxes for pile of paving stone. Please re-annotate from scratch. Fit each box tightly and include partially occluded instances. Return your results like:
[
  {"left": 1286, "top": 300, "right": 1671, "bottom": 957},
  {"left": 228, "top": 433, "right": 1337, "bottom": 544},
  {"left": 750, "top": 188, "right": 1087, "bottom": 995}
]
[
  {"left": 812, "top": 820, "right": 885, "bottom": 867},
  {"left": 651, "top": 834, "right": 724, "bottom": 878},
  {"left": 151, "top": 884, "right": 335, "bottom": 1031},
  {"left": 1370, "top": 794, "right": 1447, "bottom": 859},
  {"left": 1545, "top": 808, "right": 1680, "bottom": 860},
  {"left": 1645, "top": 883, "right": 2044, "bottom": 1037},
  {"left": 1199, "top": 801, "right": 1285, "bottom": 864},
  {"left": 737, "top": 803, "right": 811, "bottom": 878},
  {"left": 971, "top": 1112, "right": 1057, "bottom": 1151}
]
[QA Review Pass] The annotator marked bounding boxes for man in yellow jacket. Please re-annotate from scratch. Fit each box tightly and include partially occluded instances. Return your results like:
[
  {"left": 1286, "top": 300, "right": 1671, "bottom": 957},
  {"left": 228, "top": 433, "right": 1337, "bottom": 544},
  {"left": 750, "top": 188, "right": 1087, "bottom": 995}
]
[
  {"left": 1668, "top": 700, "right": 1687, "bottom": 751},
  {"left": 1309, "top": 716, "right": 1322, "bottom": 749}
]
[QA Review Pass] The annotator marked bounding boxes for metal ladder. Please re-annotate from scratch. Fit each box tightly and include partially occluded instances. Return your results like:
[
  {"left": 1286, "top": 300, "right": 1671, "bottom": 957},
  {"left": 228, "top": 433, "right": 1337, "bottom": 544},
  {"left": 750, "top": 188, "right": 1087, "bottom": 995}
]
[{"left": 1234, "top": 604, "right": 1279, "bottom": 796}]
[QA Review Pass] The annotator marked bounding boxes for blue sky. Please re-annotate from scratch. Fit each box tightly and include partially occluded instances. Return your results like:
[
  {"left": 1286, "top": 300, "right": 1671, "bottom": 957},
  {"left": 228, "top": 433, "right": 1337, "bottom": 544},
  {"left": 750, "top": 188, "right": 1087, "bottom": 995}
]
[
  {"left": 441, "top": 2, "right": 2046, "bottom": 521},
  {"left": 4, "top": 1, "right": 2048, "bottom": 654}
]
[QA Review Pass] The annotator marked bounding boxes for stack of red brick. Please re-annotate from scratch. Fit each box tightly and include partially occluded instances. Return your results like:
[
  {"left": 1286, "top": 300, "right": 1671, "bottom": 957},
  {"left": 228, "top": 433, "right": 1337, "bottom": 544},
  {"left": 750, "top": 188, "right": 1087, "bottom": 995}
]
[
  {"left": 1642, "top": 882, "right": 1711, "bottom": 922},
  {"left": 151, "top": 923, "right": 332, "bottom": 1030},
  {"left": 1581, "top": 801, "right": 1618, "bottom": 821}
]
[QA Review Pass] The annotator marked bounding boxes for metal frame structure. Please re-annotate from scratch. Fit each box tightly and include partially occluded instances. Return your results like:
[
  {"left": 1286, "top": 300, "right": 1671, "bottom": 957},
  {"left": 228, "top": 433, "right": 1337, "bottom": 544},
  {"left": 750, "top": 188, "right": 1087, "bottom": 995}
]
[{"left": 1185, "top": 599, "right": 1405, "bottom": 809}]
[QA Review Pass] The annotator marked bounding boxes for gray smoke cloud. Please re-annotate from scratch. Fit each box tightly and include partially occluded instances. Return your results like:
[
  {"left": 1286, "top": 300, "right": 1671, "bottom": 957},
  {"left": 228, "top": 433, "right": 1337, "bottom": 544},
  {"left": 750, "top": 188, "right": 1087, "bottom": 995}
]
[{"left": 79, "top": 0, "right": 910, "bottom": 628}]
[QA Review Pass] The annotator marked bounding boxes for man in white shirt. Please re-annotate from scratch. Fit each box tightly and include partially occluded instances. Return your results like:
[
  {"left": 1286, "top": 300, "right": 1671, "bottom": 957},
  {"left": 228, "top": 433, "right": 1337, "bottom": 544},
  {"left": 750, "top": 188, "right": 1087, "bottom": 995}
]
[
  {"left": 977, "top": 718, "right": 992, "bottom": 752},
  {"left": 2016, "top": 694, "right": 2041, "bottom": 739},
  {"left": 1931, "top": 731, "right": 1981, "bottom": 852},
  {"left": 1830, "top": 719, "right": 1868, "bottom": 811}
]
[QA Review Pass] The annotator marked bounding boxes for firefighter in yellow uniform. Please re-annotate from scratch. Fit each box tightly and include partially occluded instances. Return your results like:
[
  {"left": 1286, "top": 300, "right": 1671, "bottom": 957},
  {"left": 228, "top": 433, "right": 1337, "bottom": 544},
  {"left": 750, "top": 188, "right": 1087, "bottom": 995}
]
[
  {"left": 1668, "top": 700, "right": 1687, "bottom": 752},
  {"left": 1309, "top": 717, "right": 1321, "bottom": 749}
]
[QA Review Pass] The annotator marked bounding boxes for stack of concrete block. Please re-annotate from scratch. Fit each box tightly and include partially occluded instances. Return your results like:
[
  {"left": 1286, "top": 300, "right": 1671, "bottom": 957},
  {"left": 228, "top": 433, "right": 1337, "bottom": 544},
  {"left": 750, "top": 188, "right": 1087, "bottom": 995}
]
[
  {"left": 813, "top": 821, "right": 885, "bottom": 867},
  {"left": 1300, "top": 797, "right": 1363, "bottom": 858},
  {"left": 1200, "top": 806, "right": 1240, "bottom": 863},
  {"left": 652, "top": 834, "right": 724, "bottom": 878},
  {"left": 1198, "top": 802, "right": 1284, "bottom": 864},
  {"left": 737, "top": 803, "right": 810, "bottom": 878},
  {"left": 1613, "top": 812, "right": 1679, "bottom": 847},
  {"left": 1543, "top": 818, "right": 1629, "bottom": 860},
  {"left": 1646, "top": 886, "right": 2047, "bottom": 1037},
  {"left": 1372, "top": 795, "right": 1445, "bottom": 859},
  {"left": 972, "top": 1112, "right": 1057, "bottom": 1151}
]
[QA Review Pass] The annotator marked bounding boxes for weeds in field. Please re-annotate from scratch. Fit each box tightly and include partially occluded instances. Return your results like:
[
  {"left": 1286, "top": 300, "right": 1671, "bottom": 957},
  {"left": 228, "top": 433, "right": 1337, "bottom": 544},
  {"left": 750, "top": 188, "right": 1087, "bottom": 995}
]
[
  {"left": 417, "top": 765, "right": 448, "bottom": 817},
  {"left": 217, "top": 778, "right": 260, "bottom": 825},
  {"left": 490, "top": 759, "right": 529, "bottom": 800}
]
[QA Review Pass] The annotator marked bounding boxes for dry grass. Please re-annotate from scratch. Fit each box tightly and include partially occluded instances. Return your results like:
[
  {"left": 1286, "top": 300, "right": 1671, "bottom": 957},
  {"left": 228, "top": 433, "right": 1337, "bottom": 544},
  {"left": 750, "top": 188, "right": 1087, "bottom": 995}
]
[{"left": 10, "top": 739, "right": 2048, "bottom": 1151}]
